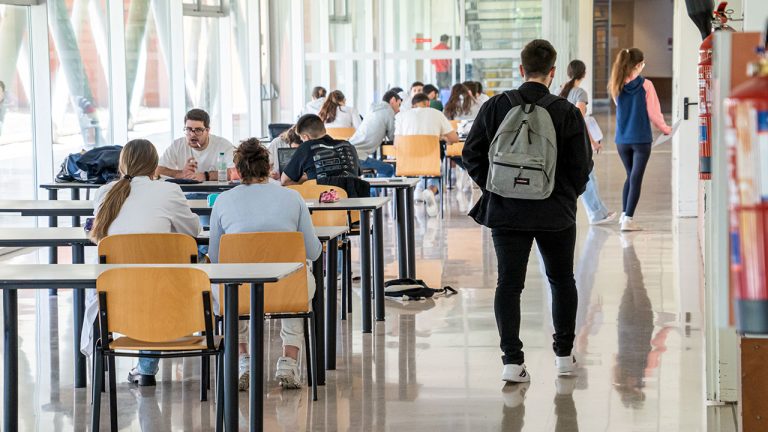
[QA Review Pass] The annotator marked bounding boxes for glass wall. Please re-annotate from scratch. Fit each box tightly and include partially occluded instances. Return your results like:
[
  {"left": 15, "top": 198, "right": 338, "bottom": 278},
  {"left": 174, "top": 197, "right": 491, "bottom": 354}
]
[{"left": 183, "top": 15, "right": 222, "bottom": 135}]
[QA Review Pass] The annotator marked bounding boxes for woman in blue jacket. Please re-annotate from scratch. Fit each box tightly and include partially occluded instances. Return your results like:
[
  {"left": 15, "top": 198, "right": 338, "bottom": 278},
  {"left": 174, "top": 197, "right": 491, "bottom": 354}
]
[{"left": 609, "top": 48, "right": 671, "bottom": 231}]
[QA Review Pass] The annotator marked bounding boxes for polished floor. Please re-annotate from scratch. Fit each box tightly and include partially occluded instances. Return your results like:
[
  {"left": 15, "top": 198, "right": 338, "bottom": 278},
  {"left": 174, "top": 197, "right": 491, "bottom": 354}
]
[{"left": 1, "top": 142, "right": 736, "bottom": 431}]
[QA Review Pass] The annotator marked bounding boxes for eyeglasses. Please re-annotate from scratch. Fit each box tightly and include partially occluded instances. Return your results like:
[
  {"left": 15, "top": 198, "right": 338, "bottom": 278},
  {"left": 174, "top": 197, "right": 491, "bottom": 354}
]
[{"left": 183, "top": 127, "right": 208, "bottom": 135}]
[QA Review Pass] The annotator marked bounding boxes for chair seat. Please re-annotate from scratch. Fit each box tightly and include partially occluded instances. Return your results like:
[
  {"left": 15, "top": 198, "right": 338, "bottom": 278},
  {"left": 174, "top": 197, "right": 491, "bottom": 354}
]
[{"left": 109, "top": 335, "right": 223, "bottom": 352}]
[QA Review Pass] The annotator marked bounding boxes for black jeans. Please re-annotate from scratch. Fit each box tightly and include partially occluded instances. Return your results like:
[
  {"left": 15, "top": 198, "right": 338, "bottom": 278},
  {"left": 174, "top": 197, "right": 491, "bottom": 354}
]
[
  {"left": 617, "top": 143, "right": 652, "bottom": 217},
  {"left": 491, "top": 225, "right": 578, "bottom": 365}
]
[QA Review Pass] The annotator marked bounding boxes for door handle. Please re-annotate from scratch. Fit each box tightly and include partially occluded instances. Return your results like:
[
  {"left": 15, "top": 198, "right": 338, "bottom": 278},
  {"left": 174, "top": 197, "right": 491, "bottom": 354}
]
[{"left": 683, "top": 97, "right": 698, "bottom": 120}]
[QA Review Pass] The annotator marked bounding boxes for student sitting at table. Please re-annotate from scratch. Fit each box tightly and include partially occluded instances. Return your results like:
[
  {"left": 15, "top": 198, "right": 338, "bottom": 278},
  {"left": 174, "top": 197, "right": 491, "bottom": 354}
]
[
  {"left": 281, "top": 114, "right": 361, "bottom": 186},
  {"left": 318, "top": 90, "right": 361, "bottom": 129},
  {"left": 266, "top": 125, "right": 302, "bottom": 180},
  {"left": 347, "top": 89, "right": 402, "bottom": 178},
  {"left": 445, "top": 83, "right": 481, "bottom": 122},
  {"left": 81, "top": 139, "right": 201, "bottom": 387},
  {"left": 301, "top": 85, "right": 327, "bottom": 116},
  {"left": 422, "top": 84, "right": 443, "bottom": 111},
  {"left": 394, "top": 92, "right": 459, "bottom": 217},
  {"left": 209, "top": 138, "right": 322, "bottom": 390}
]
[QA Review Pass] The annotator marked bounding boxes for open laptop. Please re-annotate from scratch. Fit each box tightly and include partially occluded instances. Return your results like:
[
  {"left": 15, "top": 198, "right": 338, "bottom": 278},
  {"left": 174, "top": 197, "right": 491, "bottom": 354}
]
[{"left": 277, "top": 147, "right": 299, "bottom": 174}]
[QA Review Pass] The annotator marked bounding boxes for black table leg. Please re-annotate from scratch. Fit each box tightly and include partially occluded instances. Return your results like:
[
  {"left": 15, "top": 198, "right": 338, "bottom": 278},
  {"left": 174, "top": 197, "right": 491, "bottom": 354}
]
[
  {"left": 4, "top": 289, "right": 18, "bottom": 432},
  {"left": 249, "top": 283, "right": 264, "bottom": 432},
  {"left": 72, "top": 244, "right": 86, "bottom": 388},
  {"left": 405, "top": 187, "right": 417, "bottom": 278},
  {"left": 311, "top": 258, "right": 326, "bottom": 384},
  {"left": 372, "top": 208, "right": 385, "bottom": 322},
  {"left": 395, "top": 189, "right": 408, "bottom": 279},
  {"left": 340, "top": 239, "right": 348, "bottom": 321},
  {"left": 48, "top": 189, "right": 58, "bottom": 296},
  {"left": 360, "top": 210, "right": 372, "bottom": 333},
  {"left": 223, "top": 283, "right": 238, "bottom": 432},
  {"left": 325, "top": 239, "right": 338, "bottom": 370},
  {"left": 71, "top": 189, "right": 81, "bottom": 227}
]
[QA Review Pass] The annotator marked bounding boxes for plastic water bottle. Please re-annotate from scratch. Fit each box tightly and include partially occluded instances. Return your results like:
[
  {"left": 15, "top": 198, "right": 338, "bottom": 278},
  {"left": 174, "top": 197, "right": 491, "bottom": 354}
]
[{"left": 216, "top": 152, "right": 227, "bottom": 183}]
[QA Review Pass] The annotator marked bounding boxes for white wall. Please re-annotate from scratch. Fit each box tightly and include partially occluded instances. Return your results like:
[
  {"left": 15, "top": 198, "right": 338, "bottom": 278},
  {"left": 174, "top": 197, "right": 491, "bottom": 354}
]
[
  {"left": 634, "top": 0, "right": 674, "bottom": 77},
  {"left": 743, "top": 0, "right": 768, "bottom": 31}
]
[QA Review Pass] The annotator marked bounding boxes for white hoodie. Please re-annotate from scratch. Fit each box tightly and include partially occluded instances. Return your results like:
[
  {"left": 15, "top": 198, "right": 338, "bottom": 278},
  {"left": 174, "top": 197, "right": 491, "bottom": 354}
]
[{"left": 301, "top": 97, "right": 325, "bottom": 116}]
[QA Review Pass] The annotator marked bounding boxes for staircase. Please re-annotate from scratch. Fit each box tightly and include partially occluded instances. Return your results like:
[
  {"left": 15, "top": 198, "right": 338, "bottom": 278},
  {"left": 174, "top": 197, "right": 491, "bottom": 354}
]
[{"left": 464, "top": 0, "right": 542, "bottom": 95}]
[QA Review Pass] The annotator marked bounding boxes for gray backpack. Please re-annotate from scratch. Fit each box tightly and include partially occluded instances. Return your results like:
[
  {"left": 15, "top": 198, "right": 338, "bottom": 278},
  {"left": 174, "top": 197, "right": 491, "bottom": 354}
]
[{"left": 486, "top": 91, "right": 560, "bottom": 200}]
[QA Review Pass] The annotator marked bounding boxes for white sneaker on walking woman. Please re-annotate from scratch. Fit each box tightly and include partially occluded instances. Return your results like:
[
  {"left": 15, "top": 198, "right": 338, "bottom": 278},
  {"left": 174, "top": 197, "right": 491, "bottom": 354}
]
[{"left": 620, "top": 216, "right": 642, "bottom": 232}]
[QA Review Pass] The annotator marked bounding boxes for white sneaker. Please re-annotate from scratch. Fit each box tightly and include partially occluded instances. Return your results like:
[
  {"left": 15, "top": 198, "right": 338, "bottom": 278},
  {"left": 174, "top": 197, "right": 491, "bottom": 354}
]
[
  {"left": 421, "top": 189, "right": 439, "bottom": 218},
  {"left": 556, "top": 355, "right": 578, "bottom": 376},
  {"left": 620, "top": 217, "right": 643, "bottom": 232},
  {"left": 501, "top": 364, "right": 530, "bottom": 383},
  {"left": 238, "top": 354, "right": 250, "bottom": 391},
  {"left": 619, "top": 212, "right": 626, "bottom": 224},
  {"left": 275, "top": 356, "right": 302, "bottom": 389},
  {"left": 591, "top": 211, "right": 617, "bottom": 226}
]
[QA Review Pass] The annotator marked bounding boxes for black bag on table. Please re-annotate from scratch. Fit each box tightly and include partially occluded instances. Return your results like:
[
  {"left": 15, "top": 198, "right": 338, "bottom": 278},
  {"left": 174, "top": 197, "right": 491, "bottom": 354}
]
[{"left": 56, "top": 145, "right": 122, "bottom": 184}]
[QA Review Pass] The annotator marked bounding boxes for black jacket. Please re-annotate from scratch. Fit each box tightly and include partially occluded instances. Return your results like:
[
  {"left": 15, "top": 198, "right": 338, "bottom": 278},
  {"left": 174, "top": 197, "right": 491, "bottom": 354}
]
[{"left": 462, "top": 82, "right": 592, "bottom": 231}]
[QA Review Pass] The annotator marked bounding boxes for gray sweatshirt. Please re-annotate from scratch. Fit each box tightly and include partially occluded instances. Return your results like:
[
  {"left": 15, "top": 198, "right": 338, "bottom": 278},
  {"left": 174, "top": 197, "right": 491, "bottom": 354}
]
[{"left": 348, "top": 101, "right": 396, "bottom": 160}]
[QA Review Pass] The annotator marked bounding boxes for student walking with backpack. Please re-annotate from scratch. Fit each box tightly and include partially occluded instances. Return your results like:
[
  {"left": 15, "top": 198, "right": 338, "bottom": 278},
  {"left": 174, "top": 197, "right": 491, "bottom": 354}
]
[
  {"left": 462, "top": 39, "right": 592, "bottom": 383},
  {"left": 610, "top": 48, "right": 672, "bottom": 231}
]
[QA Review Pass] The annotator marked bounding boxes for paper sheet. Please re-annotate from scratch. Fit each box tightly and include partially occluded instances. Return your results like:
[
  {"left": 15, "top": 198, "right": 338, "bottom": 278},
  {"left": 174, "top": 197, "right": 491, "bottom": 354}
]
[
  {"left": 653, "top": 120, "right": 681, "bottom": 147},
  {"left": 584, "top": 116, "right": 603, "bottom": 142}
]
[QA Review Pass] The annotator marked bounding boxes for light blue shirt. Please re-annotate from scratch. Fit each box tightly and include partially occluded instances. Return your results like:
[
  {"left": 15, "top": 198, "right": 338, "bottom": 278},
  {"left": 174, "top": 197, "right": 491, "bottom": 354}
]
[{"left": 208, "top": 182, "right": 322, "bottom": 263}]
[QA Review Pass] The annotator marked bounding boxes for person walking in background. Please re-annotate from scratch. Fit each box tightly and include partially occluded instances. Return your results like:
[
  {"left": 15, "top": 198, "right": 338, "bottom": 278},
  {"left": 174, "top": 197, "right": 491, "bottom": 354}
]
[
  {"left": 559, "top": 59, "right": 616, "bottom": 225},
  {"left": 318, "top": 90, "right": 361, "bottom": 129},
  {"left": 609, "top": 48, "right": 671, "bottom": 232},
  {"left": 432, "top": 35, "right": 451, "bottom": 90}
]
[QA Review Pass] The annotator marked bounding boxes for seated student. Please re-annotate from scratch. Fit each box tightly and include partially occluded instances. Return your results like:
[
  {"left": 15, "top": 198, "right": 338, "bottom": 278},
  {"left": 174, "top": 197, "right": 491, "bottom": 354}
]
[
  {"left": 399, "top": 81, "right": 424, "bottom": 112},
  {"left": 266, "top": 126, "right": 302, "bottom": 180},
  {"left": 81, "top": 139, "right": 201, "bottom": 387},
  {"left": 302, "top": 86, "right": 327, "bottom": 116},
  {"left": 281, "top": 114, "right": 360, "bottom": 186},
  {"left": 209, "top": 139, "right": 322, "bottom": 389},
  {"left": 156, "top": 108, "right": 234, "bottom": 182},
  {"left": 394, "top": 92, "right": 459, "bottom": 217},
  {"left": 474, "top": 80, "right": 491, "bottom": 105},
  {"left": 445, "top": 83, "right": 481, "bottom": 121},
  {"left": 423, "top": 84, "right": 443, "bottom": 111},
  {"left": 319, "top": 90, "right": 361, "bottom": 129},
  {"left": 348, "top": 89, "right": 402, "bottom": 178}
]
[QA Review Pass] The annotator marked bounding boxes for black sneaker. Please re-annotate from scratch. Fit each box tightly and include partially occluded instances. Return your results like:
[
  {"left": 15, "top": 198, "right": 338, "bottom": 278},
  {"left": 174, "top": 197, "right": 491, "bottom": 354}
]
[{"left": 127, "top": 368, "right": 157, "bottom": 386}]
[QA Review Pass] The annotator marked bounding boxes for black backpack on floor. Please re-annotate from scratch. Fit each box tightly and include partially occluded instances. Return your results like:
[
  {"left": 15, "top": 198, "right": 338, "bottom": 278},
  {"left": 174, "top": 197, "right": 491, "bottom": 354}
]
[{"left": 384, "top": 278, "right": 457, "bottom": 301}]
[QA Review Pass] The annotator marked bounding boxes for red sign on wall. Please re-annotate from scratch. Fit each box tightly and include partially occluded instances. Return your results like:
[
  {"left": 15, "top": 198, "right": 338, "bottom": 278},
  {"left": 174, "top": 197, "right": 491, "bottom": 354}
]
[{"left": 413, "top": 38, "right": 432, "bottom": 44}]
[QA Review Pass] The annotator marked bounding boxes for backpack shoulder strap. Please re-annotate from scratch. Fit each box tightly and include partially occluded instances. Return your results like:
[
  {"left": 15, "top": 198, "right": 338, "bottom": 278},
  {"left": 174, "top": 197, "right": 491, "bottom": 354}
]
[
  {"left": 504, "top": 90, "right": 525, "bottom": 107},
  {"left": 535, "top": 93, "right": 563, "bottom": 110}
]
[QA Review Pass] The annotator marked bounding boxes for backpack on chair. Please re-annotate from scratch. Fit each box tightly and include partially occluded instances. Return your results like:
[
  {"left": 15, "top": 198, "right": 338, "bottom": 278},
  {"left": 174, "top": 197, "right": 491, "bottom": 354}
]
[{"left": 486, "top": 90, "right": 560, "bottom": 200}]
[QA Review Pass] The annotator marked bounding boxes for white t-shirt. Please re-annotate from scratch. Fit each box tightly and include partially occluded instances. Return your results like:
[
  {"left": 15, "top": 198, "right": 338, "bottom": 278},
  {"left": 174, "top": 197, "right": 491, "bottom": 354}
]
[
  {"left": 158, "top": 134, "right": 235, "bottom": 172},
  {"left": 394, "top": 107, "right": 454, "bottom": 137},
  {"left": 325, "top": 106, "right": 362, "bottom": 129}
]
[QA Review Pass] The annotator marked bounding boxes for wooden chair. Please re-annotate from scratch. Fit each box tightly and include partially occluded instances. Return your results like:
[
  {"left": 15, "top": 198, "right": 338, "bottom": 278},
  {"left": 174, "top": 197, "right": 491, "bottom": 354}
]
[
  {"left": 394, "top": 134, "right": 444, "bottom": 216},
  {"left": 92, "top": 268, "right": 223, "bottom": 432},
  {"left": 217, "top": 232, "right": 318, "bottom": 401},
  {"left": 326, "top": 127, "right": 356, "bottom": 140},
  {"left": 449, "top": 119, "right": 460, "bottom": 132},
  {"left": 444, "top": 141, "right": 465, "bottom": 189},
  {"left": 96, "top": 234, "right": 214, "bottom": 401}
]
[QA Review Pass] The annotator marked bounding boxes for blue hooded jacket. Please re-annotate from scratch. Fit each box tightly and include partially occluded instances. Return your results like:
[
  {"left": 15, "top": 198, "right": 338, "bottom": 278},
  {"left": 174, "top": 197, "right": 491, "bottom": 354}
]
[{"left": 615, "top": 76, "right": 652, "bottom": 145}]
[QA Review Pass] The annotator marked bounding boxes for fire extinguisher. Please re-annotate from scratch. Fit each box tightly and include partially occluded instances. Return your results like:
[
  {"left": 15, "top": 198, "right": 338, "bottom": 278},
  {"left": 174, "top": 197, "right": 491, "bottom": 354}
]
[
  {"left": 725, "top": 35, "right": 768, "bottom": 334},
  {"left": 698, "top": 2, "right": 735, "bottom": 180}
]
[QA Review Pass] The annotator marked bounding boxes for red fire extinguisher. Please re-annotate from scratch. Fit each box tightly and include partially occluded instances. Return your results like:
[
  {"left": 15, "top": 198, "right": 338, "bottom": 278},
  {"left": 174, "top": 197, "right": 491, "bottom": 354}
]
[
  {"left": 725, "top": 39, "right": 768, "bottom": 333},
  {"left": 698, "top": 2, "right": 735, "bottom": 180}
]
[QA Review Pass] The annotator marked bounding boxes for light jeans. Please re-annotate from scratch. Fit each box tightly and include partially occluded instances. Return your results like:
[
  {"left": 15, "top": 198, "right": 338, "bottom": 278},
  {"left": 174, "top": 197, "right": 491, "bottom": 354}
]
[
  {"left": 137, "top": 267, "right": 316, "bottom": 375},
  {"left": 359, "top": 157, "right": 395, "bottom": 178},
  {"left": 580, "top": 169, "right": 609, "bottom": 223}
]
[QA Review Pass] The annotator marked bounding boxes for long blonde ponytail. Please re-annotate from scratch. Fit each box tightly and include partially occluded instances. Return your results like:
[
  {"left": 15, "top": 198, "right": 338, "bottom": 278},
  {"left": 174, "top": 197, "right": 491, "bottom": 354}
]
[
  {"left": 608, "top": 48, "right": 644, "bottom": 100},
  {"left": 90, "top": 139, "right": 159, "bottom": 242}
]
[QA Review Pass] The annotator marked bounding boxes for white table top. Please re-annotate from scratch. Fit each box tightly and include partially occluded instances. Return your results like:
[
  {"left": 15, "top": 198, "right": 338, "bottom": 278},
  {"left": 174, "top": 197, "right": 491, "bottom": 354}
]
[
  {"left": 304, "top": 196, "right": 390, "bottom": 210},
  {"left": 0, "top": 263, "right": 302, "bottom": 288},
  {"left": 364, "top": 177, "right": 420, "bottom": 188}
]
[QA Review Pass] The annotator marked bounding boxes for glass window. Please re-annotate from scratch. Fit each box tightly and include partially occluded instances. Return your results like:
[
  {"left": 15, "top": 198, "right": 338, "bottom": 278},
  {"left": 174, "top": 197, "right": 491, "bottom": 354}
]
[
  {"left": 125, "top": 0, "right": 173, "bottom": 154},
  {"left": 0, "top": 4, "right": 34, "bottom": 227},
  {"left": 230, "top": 0, "right": 250, "bottom": 141},
  {"left": 182, "top": 15, "right": 222, "bottom": 135}
]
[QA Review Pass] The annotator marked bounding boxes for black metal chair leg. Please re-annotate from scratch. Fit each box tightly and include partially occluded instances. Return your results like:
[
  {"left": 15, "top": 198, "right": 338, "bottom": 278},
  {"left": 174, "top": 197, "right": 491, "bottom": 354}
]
[
  {"left": 345, "top": 238, "right": 353, "bottom": 314},
  {"left": 108, "top": 356, "right": 118, "bottom": 432},
  {"left": 340, "top": 242, "right": 348, "bottom": 321},
  {"left": 303, "top": 318, "right": 313, "bottom": 387},
  {"left": 308, "top": 314, "right": 318, "bottom": 401},
  {"left": 91, "top": 350, "right": 103, "bottom": 431},
  {"left": 201, "top": 356, "right": 209, "bottom": 401},
  {"left": 215, "top": 352, "right": 224, "bottom": 432}
]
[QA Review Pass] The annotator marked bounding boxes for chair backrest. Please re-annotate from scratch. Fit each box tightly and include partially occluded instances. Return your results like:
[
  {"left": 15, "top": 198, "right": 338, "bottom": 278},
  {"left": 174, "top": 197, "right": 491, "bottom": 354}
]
[
  {"left": 381, "top": 144, "right": 396, "bottom": 159},
  {"left": 98, "top": 233, "right": 198, "bottom": 264},
  {"left": 449, "top": 120, "right": 460, "bottom": 132},
  {"left": 445, "top": 142, "right": 464, "bottom": 158},
  {"left": 286, "top": 181, "right": 349, "bottom": 227},
  {"left": 326, "top": 127, "right": 356, "bottom": 140},
  {"left": 218, "top": 232, "right": 309, "bottom": 314},
  {"left": 97, "top": 268, "right": 213, "bottom": 344},
  {"left": 268, "top": 123, "right": 293, "bottom": 139},
  {"left": 394, "top": 135, "right": 442, "bottom": 177}
]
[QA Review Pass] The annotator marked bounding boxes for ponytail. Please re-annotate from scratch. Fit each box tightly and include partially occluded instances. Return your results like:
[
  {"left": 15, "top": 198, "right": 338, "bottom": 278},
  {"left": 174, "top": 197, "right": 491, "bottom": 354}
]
[
  {"left": 90, "top": 139, "right": 159, "bottom": 242},
  {"left": 559, "top": 59, "right": 586, "bottom": 98},
  {"left": 608, "top": 48, "right": 644, "bottom": 99},
  {"left": 318, "top": 90, "right": 345, "bottom": 124}
]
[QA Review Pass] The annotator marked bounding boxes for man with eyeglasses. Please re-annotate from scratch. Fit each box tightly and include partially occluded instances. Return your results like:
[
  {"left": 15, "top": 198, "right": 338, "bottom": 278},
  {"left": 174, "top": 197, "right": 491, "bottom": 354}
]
[{"left": 156, "top": 108, "right": 234, "bottom": 181}]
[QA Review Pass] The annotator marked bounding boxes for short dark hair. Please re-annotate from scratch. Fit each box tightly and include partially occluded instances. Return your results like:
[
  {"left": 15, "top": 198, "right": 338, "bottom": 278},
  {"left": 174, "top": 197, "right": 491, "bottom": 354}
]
[
  {"left": 411, "top": 81, "right": 424, "bottom": 89},
  {"left": 382, "top": 89, "right": 402, "bottom": 103},
  {"left": 311, "top": 86, "right": 327, "bottom": 99},
  {"left": 234, "top": 138, "right": 271, "bottom": 182},
  {"left": 422, "top": 84, "right": 439, "bottom": 96},
  {"left": 520, "top": 39, "right": 557, "bottom": 78},
  {"left": 440, "top": 34, "right": 450, "bottom": 43},
  {"left": 184, "top": 108, "right": 210, "bottom": 128},
  {"left": 474, "top": 81, "right": 484, "bottom": 94},
  {"left": 411, "top": 93, "right": 430, "bottom": 105},
  {"left": 295, "top": 114, "right": 326, "bottom": 139},
  {"left": 389, "top": 87, "right": 404, "bottom": 94}
]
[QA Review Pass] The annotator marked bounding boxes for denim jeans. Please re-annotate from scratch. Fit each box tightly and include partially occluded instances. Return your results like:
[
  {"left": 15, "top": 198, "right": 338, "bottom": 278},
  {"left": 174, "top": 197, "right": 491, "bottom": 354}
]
[
  {"left": 491, "top": 225, "right": 578, "bottom": 365},
  {"left": 580, "top": 169, "right": 609, "bottom": 223},
  {"left": 359, "top": 157, "right": 395, "bottom": 178},
  {"left": 137, "top": 353, "right": 159, "bottom": 375}
]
